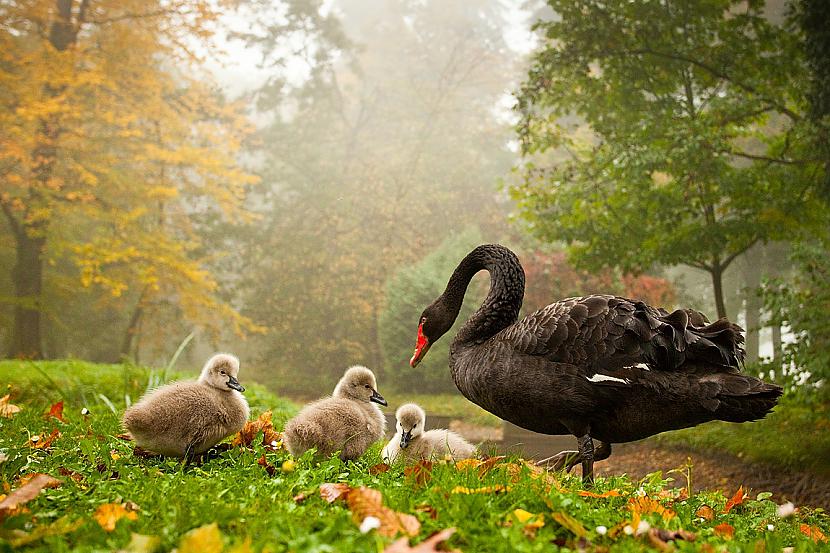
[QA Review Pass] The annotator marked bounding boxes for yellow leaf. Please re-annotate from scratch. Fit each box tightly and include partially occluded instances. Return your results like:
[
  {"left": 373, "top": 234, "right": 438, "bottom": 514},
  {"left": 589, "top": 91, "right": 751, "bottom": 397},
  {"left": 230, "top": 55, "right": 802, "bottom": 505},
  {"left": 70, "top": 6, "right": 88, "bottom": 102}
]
[
  {"left": 512, "top": 508, "right": 545, "bottom": 537},
  {"left": 177, "top": 523, "right": 223, "bottom": 553},
  {"left": 551, "top": 511, "right": 587, "bottom": 537},
  {"left": 93, "top": 503, "right": 138, "bottom": 532},
  {"left": 454, "top": 459, "right": 483, "bottom": 471},
  {"left": 450, "top": 485, "right": 510, "bottom": 495},
  {"left": 0, "top": 394, "right": 21, "bottom": 418}
]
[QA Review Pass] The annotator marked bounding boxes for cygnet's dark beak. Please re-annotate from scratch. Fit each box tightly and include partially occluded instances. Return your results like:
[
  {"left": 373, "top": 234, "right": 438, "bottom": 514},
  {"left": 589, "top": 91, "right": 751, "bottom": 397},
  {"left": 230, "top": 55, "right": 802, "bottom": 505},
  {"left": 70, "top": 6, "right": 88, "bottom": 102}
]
[
  {"left": 226, "top": 375, "right": 245, "bottom": 392},
  {"left": 369, "top": 388, "right": 387, "bottom": 406},
  {"left": 400, "top": 430, "right": 412, "bottom": 449}
]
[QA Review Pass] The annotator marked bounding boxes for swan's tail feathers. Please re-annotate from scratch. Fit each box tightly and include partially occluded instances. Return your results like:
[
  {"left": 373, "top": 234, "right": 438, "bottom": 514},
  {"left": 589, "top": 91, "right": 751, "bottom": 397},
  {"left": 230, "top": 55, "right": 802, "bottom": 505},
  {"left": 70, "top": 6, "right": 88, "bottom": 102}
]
[
  {"left": 705, "top": 373, "right": 783, "bottom": 422},
  {"left": 640, "top": 303, "right": 745, "bottom": 371}
]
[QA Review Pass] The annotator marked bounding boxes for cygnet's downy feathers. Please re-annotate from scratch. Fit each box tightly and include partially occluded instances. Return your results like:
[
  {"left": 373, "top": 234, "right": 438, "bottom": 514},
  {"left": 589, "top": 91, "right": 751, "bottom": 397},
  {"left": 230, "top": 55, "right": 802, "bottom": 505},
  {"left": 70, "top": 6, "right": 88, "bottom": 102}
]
[
  {"left": 383, "top": 403, "right": 476, "bottom": 463},
  {"left": 283, "top": 365, "right": 387, "bottom": 460},
  {"left": 122, "top": 353, "right": 249, "bottom": 457}
]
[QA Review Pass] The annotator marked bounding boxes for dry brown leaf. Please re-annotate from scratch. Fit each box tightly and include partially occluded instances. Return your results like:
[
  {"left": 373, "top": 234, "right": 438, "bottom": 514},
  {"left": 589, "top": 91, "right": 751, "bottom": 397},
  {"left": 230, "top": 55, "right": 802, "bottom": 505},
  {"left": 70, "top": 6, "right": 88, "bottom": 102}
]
[
  {"left": 579, "top": 489, "right": 621, "bottom": 498},
  {"left": 451, "top": 485, "right": 509, "bottom": 495},
  {"left": 800, "top": 523, "right": 828, "bottom": 543},
  {"left": 0, "top": 394, "right": 21, "bottom": 418},
  {"left": 383, "top": 528, "right": 458, "bottom": 553},
  {"left": 370, "top": 463, "right": 391, "bottom": 475},
  {"left": 232, "top": 410, "right": 282, "bottom": 449},
  {"left": 320, "top": 482, "right": 351, "bottom": 503},
  {"left": 695, "top": 505, "right": 715, "bottom": 521},
  {"left": 347, "top": 486, "right": 420, "bottom": 538},
  {"left": 404, "top": 461, "right": 433, "bottom": 486},
  {"left": 723, "top": 485, "right": 747, "bottom": 514},
  {"left": 57, "top": 467, "right": 84, "bottom": 483},
  {"left": 0, "top": 474, "right": 61, "bottom": 520},
  {"left": 46, "top": 401, "right": 65, "bottom": 422},
  {"left": 257, "top": 454, "right": 276, "bottom": 477},
  {"left": 713, "top": 522, "right": 734, "bottom": 539},
  {"left": 116, "top": 432, "right": 133, "bottom": 441},
  {"left": 27, "top": 428, "right": 60, "bottom": 449},
  {"left": 415, "top": 504, "right": 438, "bottom": 520},
  {"left": 476, "top": 455, "right": 507, "bottom": 477},
  {"left": 177, "top": 522, "right": 223, "bottom": 553},
  {"left": 93, "top": 502, "right": 139, "bottom": 531},
  {"left": 550, "top": 511, "right": 587, "bottom": 538}
]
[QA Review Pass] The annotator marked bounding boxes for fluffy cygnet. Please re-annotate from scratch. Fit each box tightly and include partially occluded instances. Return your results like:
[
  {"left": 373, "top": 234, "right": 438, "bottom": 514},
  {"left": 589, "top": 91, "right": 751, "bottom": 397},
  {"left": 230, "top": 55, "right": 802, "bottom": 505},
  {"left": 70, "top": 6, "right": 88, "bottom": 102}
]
[
  {"left": 383, "top": 403, "right": 475, "bottom": 463},
  {"left": 283, "top": 365, "right": 387, "bottom": 460},
  {"left": 122, "top": 353, "right": 249, "bottom": 458}
]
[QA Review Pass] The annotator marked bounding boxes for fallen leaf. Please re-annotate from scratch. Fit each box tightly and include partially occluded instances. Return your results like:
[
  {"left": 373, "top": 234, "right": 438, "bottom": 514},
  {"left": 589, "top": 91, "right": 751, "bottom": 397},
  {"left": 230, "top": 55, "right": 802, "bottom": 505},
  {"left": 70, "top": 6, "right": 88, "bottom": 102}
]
[
  {"left": 579, "top": 489, "right": 621, "bottom": 498},
  {"left": 0, "top": 474, "right": 61, "bottom": 520},
  {"left": 293, "top": 491, "right": 309, "bottom": 503},
  {"left": 0, "top": 394, "right": 21, "bottom": 418},
  {"left": 451, "top": 485, "right": 510, "bottom": 494},
  {"left": 414, "top": 504, "right": 438, "bottom": 519},
  {"left": 713, "top": 522, "right": 734, "bottom": 539},
  {"left": 232, "top": 411, "right": 282, "bottom": 449},
  {"left": 454, "top": 458, "right": 482, "bottom": 471},
  {"left": 226, "top": 537, "right": 254, "bottom": 553},
  {"left": 370, "top": 463, "right": 390, "bottom": 475},
  {"left": 118, "top": 532, "right": 161, "bottom": 553},
  {"left": 551, "top": 511, "right": 587, "bottom": 538},
  {"left": 177, "top": 522, "right": 223, "bottom": 553},
  {"left": 647, "top": 528, "right": 696, "bottom": 552},
  {"left": 512, "top": 508, "right": 545, "bottom": 537},
  {"left": 383, "top": 528, "right": 459, "bottom": 553},
  {"left": 46, "top": 401, "right": 65, "bottom": 422},
  {"left": 695, "top": 505, "right": 715, "bottom": 521},
  {"left": 257, "top": 454, "right": 276, "bottom": 476},
  {"left": 723, "top": 485, "right": 747, "bottom": 514},
  {"left": 320, "top": 483, "right": 351, "bottom": 503},
  {"left": 27, "top": 428, "right": 61, "bottom": 449},
  {"left": 347, "top": 486, "right": 420, "bottom": 537},
  {"left": 93, "top": 503, "right": 139, "bottom": 532},
  {"left": 628, "top": 496, "right": 676, "bottom": 521},
  {"left": 800, "top": 523, "right": 828, "bottom": 543},
  {"left": 6, "top": 515, "right": 82, "bottom": 547},
  {"left": 404, "top": 461, "right": 433, "bottom": 486},
  {"left": 116, "top": 433, "right": 133, "bottom": 441},
  {"left": 476, "top": 455, "right": 507, "bottom": 477},
  {"left": 57, "top": 467, "right": 84, "bottom": 483}
]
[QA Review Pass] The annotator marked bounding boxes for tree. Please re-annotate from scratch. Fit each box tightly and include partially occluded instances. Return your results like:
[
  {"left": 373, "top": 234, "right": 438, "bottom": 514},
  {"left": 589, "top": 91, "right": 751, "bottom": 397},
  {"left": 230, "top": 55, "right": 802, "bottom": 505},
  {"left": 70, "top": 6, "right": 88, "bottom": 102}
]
[
  {"left": 512, "top": 0, "right": 825, "bottom": 320},
  {"left": 0, "top": 1, "right": 260, "bottom": 359}
]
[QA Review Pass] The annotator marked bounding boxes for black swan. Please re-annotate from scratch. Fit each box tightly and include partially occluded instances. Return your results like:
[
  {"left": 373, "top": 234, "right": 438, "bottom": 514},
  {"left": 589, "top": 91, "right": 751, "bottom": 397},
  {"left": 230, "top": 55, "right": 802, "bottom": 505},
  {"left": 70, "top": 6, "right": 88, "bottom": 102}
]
[{"left": 409, "top": 244, "right": 782, "bottom": 482}]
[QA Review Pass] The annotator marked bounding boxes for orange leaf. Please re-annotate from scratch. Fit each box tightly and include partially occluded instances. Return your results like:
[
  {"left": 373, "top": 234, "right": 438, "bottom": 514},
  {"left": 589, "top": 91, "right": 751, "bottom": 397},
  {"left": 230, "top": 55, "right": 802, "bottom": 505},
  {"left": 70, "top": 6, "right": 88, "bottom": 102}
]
[
  {"left": 0, "top": 474, "right": 61, "bottom": 520},
  {"left": 232, "top": 411, "right": 282, "bottom": 449},
  {"left": 723, "top": 485, "right": 746, "bottom": 514},
  {"left": 46, "top": 401, "right": 65, "bottom": 422},
  {"left": 476, "top": 455, "right": 507, "bottom": 477},
  {"left": 257, "top": 454, "right": 276, "bottom": 476},
  {"left": 370, "top": 463, "right": 390, "bottom": 475},
  {"left": 713, "top": 523, "right": 734, "bottom": 539},
  {"left": 0, "top": 394, "right": 21, "bottom": 418},
  {"left": 319, "top": 483, "right": 351, "bottom": 503},
  {"left": 454, "top": 459, "right": 482, "bottom": 471},
  {"left": 628, "top": 497, "right": 676, "bottom": 521},
  {"left": 383, "top": 528, "right": 459, "bottom": 553},
  {"left": 27, "top": 429, "right": 60, "bottom": 449},
  {"left": 579, "top": 489, "right": 621, "bottom": 498},
  {"left": 695, "top": 505, "right": 715, "bottom": 521},
  {"left": 346, "top": 486, "right": 420, "bottom": 538},
  {"left": 800, "top": 524, "right": 828, "bottom": 543},
  {"left": 93, "top": 502, "right": 138, "bottom": 532},
  {"left": 404, "top": 461, "right": 433, "bottom": 487}
]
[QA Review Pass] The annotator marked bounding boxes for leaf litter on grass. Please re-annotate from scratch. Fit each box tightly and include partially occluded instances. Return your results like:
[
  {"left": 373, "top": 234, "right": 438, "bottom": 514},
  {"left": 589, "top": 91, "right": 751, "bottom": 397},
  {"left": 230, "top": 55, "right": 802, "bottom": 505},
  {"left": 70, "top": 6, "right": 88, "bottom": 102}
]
[
  {"left": 318, "top": 483, "right": 420, "bottom": 537},
  {"left": 0, "top": 474, "right": 61, "bottom": 520}
]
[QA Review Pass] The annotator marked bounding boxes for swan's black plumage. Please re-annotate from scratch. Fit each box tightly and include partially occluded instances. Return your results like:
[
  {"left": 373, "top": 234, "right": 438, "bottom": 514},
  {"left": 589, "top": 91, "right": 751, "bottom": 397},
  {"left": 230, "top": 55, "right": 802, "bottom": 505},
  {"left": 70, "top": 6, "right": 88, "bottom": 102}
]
[{"left": 411, "top": 244, "right": 782, "bottom": 481}]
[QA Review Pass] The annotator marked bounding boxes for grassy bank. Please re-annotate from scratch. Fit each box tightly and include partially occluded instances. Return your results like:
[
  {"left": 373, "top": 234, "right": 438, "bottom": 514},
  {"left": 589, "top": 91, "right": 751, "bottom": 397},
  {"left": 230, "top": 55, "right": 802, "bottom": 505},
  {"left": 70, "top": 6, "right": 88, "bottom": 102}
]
[
  {"left": 654, "top": 395, "right": 830, "bottom": 477},
  {"left": 0, "top": 361, "right": 828, "bottom": 551}
]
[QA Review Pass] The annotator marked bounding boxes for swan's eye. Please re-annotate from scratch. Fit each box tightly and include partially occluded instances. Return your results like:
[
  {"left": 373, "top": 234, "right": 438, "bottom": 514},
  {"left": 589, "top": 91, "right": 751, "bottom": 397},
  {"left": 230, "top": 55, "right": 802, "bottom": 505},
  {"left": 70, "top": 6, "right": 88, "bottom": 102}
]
[
  {"left": 420, "top": 317, "right": 427, "bottom": 324},
  {"left": 220, "top": 371, "right": 226, "bottom": 375}
]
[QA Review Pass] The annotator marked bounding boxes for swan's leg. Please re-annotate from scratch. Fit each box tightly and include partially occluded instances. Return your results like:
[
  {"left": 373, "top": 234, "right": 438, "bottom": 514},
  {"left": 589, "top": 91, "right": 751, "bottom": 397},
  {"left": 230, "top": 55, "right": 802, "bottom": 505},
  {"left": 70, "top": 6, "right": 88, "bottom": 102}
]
[{"left": 578, "top": 435, "right": 594, "bottom": 484}]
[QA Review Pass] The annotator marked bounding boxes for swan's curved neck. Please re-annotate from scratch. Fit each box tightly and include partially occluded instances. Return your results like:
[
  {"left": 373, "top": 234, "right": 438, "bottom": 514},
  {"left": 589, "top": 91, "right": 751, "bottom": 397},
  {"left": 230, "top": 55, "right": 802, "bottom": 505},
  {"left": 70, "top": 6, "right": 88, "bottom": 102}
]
[{"left": 443, "top": 244, "right": 525, "bottom": 345}]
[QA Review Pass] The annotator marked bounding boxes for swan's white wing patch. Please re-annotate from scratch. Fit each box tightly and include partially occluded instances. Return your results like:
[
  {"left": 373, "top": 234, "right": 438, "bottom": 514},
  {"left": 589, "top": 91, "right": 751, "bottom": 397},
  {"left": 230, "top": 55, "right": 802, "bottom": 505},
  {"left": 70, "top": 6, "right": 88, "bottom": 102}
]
[{"left": 586, "top": 374, "right": 629, "bottom": 384}]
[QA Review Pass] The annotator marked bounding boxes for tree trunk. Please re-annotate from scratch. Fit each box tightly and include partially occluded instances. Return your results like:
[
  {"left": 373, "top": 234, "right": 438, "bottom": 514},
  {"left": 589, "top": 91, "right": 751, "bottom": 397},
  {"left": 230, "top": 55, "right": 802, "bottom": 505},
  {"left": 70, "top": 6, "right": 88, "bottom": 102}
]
[
  {"left": 742, "top": 252, "right": 762, "bottom": 363},
  {"left": 9, "top": 229, "right": 46, "bottom": 358},
  {"left": 710, "top": 263, "right": 727, "bottom": 320},
  {"left": 120, "top": 288, "right": 147, "bottom": 361}
]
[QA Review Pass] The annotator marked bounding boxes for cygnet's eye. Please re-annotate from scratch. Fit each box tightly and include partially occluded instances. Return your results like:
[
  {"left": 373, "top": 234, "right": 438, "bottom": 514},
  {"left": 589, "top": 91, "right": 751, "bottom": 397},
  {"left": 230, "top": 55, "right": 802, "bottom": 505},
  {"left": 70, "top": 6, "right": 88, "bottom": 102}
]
[
  {"left": 364, "top": 384, "right": 370, "bottom": 389},
  {"left": 220, "top": 370, "right": 226, "bottom": 375},
  {"left": 413, "top": 423, "right": 417, "bottom": 427}
]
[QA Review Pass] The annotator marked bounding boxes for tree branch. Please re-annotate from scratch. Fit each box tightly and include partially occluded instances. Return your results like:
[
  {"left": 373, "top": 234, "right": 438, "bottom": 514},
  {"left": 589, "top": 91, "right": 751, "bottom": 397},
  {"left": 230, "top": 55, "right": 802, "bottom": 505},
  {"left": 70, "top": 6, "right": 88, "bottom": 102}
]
[{"left": 721, "top": 238, "right": 759, "bottom": 270}]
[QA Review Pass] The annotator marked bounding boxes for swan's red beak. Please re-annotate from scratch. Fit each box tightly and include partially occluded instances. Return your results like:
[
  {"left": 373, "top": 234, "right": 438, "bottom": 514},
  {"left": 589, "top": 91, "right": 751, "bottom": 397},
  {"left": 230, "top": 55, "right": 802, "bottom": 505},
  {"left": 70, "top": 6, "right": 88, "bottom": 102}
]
[{"left": 409, "top": 322, "right": 430, "bottom": 368}]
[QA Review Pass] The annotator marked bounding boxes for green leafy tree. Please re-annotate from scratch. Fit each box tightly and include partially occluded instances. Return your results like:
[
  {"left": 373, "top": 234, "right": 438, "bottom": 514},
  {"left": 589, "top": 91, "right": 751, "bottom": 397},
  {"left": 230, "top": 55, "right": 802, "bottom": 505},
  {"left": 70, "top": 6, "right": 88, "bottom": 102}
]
[
  {"left": 512, "top": 0, "right": 825, "bottom": 319},
  {"left": 379, "top": 229, "right": 485, "bottom": 393}
]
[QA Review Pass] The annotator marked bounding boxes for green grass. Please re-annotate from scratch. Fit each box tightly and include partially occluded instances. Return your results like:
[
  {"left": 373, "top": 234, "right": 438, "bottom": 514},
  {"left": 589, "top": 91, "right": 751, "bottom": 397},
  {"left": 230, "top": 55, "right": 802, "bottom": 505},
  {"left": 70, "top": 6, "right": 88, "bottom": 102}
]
[
  {"left": 654, "top": 395, "right": 830, "bottom": 477},
  {"left": 1, "top": 361, "right": 828, "bottom": 552}
]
